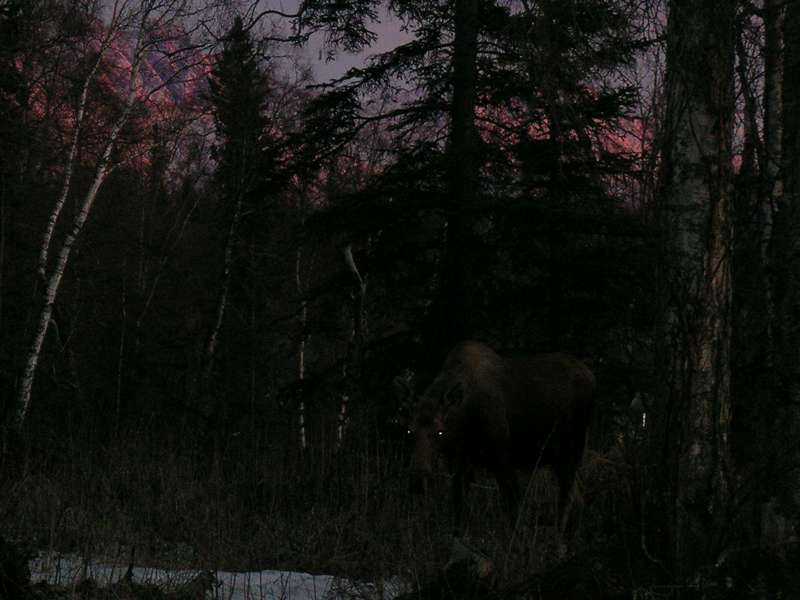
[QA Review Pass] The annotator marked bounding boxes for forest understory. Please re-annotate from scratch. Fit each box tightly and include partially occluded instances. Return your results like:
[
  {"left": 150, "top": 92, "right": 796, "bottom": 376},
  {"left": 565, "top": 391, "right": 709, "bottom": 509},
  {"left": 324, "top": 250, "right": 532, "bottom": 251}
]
[
  {"left": 3, "top": 0, "right": 800, "bottom": 597},
  {"left": 1, "top": 418, "right": 798, "bottom": 599}
]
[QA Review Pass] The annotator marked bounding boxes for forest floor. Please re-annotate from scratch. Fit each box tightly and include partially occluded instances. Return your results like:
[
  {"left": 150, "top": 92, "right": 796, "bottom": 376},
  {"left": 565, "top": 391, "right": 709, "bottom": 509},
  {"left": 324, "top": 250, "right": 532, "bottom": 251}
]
[
  {"left": 2, "top": 545, "right": 406, "bottom": 599},
  {"left": 1, "top": 430, "right": 798, "bottom": 599},
  {"left": 4, "top": 533, "right": 795, "bottom": 600}
]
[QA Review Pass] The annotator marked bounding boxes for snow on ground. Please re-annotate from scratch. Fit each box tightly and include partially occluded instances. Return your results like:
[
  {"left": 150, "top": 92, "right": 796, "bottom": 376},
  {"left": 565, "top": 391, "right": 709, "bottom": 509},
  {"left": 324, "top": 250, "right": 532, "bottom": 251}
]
[{"left": 29, "top": 553, "right": 407, "bottom": 600}]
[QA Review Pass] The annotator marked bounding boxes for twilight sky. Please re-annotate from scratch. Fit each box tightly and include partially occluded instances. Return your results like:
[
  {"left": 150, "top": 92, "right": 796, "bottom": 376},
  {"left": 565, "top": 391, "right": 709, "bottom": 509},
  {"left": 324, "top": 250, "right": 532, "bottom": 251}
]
[{"left": 256, "top": 1, "right": 413, "bottom": 82}]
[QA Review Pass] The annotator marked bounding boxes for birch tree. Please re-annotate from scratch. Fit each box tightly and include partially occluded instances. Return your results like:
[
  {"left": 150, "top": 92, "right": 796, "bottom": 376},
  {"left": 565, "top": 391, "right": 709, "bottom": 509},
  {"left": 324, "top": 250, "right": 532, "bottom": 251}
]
[
  {"left": 36, "top": 25, "right": 114, "bottom": 285},
  {"left": 731, "top": 0, "right": 791, "bottom": 553},
  {"left": 657, "top": 0, "right": 735, "bottom": 573},
  {"left": 294, "top": 186, "right": 310, "bottom": 452},
  {"left": 337, "top": 242, "right": 367, "bottom": 451},
  {"left": 14, "top": 4, "right": 148, "bottom": 430},
  {"left": 13, "top": 0, "right": 216, "bottom": 430},
  {"left": 202, "top": 16, "right": 273, "bottom": 424}
]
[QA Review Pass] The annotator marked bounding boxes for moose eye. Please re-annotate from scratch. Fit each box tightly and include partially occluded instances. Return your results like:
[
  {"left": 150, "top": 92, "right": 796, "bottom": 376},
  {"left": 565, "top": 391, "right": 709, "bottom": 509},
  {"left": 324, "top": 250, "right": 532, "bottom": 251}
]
[
  {"left": 406, "top": 429, "right": 413, "bottom": 436},
  {"left": 437, "top": 430, "right": 444, "bottom": 437}
]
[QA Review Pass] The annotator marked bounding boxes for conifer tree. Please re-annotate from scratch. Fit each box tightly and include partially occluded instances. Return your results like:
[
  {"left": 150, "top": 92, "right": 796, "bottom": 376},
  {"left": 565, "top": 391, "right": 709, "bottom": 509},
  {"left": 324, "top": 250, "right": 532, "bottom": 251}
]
[
  {"left": 202, "top": 16, "right": 276, "bottom": 418},
  {"left": 208, "top": 16, "right": 273, "bottom": 233},
  {"left": 298, "top": 0, "right": 639, "bottom": 376}
]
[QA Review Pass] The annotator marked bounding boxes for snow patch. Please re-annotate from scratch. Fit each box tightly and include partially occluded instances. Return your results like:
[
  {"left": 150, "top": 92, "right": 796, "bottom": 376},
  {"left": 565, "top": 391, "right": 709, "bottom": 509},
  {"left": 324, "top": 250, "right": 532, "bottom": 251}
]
[{"left": 30, "top": 553, "right": 407, "bottom": 600}]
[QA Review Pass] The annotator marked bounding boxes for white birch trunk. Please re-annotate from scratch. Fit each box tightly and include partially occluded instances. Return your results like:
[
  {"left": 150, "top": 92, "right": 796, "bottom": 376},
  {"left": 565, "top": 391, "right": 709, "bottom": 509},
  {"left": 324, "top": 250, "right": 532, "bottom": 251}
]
[
  {"left": 249, "top": 237, "right": 257, "bottom": 420},
  {"left": 296, "top": 243, "right": 307, "bottom": 452},
  {"left": 116, "top": 261, "right": 127, "bottom": 431},
  {"left": 37, "top": 49, "right": 105, "bottom": 282},
  {"left": 660, "top": 0, "right": 735, "bottom": 572},
  {"left": 16, "top": 164, "right": 113, "bottom": 426},
  {"left": 337, "top": 243, "right": 367, "bottom": 451},
  {"left": 14, "top": 35, "right": 143, "bottom": 430},
  {"left": 203, "top": 197, "right": 242, "bottom": 382}
]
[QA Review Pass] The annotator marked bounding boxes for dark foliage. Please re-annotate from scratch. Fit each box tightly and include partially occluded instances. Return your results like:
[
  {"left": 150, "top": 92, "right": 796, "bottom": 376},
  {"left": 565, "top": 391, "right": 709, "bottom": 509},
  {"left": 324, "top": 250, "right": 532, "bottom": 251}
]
[{"left": 0, "top": 0, "right": 796, "bottom": 596}]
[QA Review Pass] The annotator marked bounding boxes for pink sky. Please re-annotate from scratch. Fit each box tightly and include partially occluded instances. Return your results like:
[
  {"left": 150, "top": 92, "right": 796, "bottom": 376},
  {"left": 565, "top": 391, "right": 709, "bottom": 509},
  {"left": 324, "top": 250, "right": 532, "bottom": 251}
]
[{"left": 252, "top": 0, "right": 412, "bottom": 82}]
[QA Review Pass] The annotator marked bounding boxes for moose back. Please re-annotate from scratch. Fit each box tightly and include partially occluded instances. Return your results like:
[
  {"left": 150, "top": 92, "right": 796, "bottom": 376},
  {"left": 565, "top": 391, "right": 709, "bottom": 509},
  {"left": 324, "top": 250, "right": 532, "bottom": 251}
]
[{"left": 396, "top": 340, "right": 595, "bottom": 534}]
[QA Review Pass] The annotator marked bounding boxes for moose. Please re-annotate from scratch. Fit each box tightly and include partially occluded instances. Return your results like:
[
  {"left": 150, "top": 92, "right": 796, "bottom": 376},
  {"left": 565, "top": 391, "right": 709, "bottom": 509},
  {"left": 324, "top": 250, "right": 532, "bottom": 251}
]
[{"left": 395, "top": 341, "right": 595, "bottom": 537}]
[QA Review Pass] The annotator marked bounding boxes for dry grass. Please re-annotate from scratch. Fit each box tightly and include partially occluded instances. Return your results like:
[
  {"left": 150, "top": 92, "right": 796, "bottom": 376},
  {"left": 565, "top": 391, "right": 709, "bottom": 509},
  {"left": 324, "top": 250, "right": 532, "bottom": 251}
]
[
  {"left": 0, "top": 423, "right": 444, "bottom": 584},
  {"left": 0, "top": 418, "right": 628, "bottom": 592}
]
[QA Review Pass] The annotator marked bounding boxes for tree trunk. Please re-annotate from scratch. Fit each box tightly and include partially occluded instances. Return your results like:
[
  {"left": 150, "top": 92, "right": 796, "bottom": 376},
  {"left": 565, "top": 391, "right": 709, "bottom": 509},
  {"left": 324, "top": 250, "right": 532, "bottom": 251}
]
[
  {"left": 203, "top": 196, "right": 242, "bottom": 384},
  {"left": 449, "top": 0, "right": 479, "bottom": 209},
  {"left": 296, "top": 242, "right": 308, "bottom": 453},
  {"left": 249, "top": 237, "right": 257, "bottom": 426},
  {"left": 37, "top": 50, "right": 104, "bottom": 283},
  {"left": 338, "top": 242, "right": 367, "bottom": 451},
  {"left": 769, "top": 0, "right": 800, "bottom": 553},
  {"left": 14, "top": 55, "right": 141, "bottom": 430},
  {"left": 0, "top": 183, "right": 5, "bottom": 339},
  {"left": 764, "top": 0, "right": 784, "bottom": 204},
  {"left": 730, "top": 5, "right": 773, "bottom": 532},
  {"left": 116, "top": 261, "right": 127, "bottom": 432},
  {"left": 134, "top": 189, "right": 201, "bottom": 339},
  {"left": 423, "top": 0, "right": 479, "bottom": 371},
  {"left": 657, "top": 0, "right": 735, "bottom": 574},
  {"left": 760, "top": 0, "right": 784, "bottom": 373}
]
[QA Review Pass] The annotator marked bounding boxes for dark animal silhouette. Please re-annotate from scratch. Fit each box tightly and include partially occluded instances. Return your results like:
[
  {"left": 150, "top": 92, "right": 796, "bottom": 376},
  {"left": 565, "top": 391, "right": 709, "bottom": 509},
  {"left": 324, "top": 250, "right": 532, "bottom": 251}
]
[{"left": 396, "top": 341, "right": 595, "bottom": 536}]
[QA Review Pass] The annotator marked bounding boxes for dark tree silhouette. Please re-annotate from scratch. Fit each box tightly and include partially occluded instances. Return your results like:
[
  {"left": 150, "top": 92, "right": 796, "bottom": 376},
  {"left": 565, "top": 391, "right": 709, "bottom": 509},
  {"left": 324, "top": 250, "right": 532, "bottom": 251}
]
[{"left": 202, "top": 16, "right": 277, "bottom": 408}]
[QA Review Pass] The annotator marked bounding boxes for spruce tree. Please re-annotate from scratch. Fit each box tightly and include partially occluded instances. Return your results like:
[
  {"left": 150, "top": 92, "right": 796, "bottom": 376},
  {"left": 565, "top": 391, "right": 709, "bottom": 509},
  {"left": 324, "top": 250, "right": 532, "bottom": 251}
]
[
  {"left": 202, "top": 16, "right": 276, "bottom": 422},
  {"left": 208, "top": 16, "right": 274, "bottom": 232},
  {"left": 298, "top": 0, "right": 641, "bottom": 375}
]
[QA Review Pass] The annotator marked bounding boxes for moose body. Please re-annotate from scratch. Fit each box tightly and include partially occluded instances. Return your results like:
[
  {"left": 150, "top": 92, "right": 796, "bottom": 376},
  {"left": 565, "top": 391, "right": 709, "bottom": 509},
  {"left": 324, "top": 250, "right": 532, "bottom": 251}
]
[{"left": 401, "top": 341, "right": 595, "bottom": 535}]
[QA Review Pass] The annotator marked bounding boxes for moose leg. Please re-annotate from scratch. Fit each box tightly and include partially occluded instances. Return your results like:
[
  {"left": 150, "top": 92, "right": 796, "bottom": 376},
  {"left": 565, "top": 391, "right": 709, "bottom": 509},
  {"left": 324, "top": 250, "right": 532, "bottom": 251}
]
[
  {"left": 495, "top": 463, "right": 520, "bottom": 528},
  {"left": 556, "top": 427, "right": 588, "bottom": 542},
  {"left": 554, "top": 464, "right": 579, "bottom": 541},
  {"left": 451, "top": 465, "right": 473, "bottom": 536}
]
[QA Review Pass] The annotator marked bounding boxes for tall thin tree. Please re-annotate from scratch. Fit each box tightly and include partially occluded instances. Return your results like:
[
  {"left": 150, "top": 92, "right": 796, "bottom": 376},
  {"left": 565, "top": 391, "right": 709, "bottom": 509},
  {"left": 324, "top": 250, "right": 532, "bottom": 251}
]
[
  {"left": 769, "top": 0, "right": 800, "bottom": 549},
  {"left": 14, "top": 3, "right": 150, "bottom": 430},
  {"left": 203, "top": 16, "right": 272, "bottom": 399},
  {"left": 657, "top": 0, "right": 735, "bottom": 574}
]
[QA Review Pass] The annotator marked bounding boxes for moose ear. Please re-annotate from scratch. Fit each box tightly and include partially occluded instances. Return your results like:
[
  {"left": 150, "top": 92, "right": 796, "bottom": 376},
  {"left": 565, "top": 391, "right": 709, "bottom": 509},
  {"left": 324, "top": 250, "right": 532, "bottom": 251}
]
[{"left": 444, "top": 382, "right": 464, "bottom": 407}]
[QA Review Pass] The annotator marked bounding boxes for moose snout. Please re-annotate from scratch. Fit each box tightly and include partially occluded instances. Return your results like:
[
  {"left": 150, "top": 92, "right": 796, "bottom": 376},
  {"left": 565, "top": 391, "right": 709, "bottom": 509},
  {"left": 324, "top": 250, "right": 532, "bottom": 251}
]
[
  {"left": 409, "top": 470, "right": 431, "bottom": 494},
  {"left": 408, "top": 426, "right": 436, "bottom": 494}
]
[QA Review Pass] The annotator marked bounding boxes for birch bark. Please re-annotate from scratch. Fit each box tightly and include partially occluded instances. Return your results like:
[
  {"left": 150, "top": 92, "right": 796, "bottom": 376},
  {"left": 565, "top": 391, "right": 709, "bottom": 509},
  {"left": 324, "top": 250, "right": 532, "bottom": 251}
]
[
  {"left": 37, "top": 38, "right": 110, "bottom": 282},
  {"left": 658, "top": 0, "right": 735, "bottom": 573},
  {"left": 15, "top": 44, "right": 144, "bottom": 429},
  {"left": 203, "top": 196, "right": 242, "bottom": 383},
  {"left": 296, "top": 241, "right": 307, "bottom": 452},
  {"left": 337, "top": 242, "right": 367, "bottom": 450}
]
